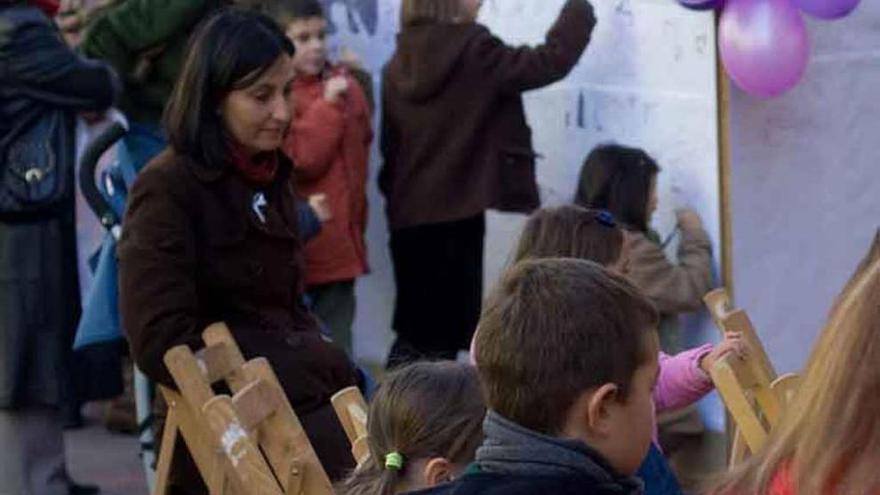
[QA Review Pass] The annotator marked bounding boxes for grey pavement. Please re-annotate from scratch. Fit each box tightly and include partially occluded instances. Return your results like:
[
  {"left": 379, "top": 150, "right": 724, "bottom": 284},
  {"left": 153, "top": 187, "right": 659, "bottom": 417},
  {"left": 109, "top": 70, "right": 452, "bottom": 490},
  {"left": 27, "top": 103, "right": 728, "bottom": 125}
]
[{"left": 65, "top": 404, "right": 148, "bottom": 495}]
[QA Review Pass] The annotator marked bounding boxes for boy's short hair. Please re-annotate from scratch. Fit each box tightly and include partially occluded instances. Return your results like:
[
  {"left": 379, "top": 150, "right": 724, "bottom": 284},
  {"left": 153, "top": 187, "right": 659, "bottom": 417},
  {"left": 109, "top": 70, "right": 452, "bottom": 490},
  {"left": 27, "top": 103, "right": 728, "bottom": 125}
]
[
  {"left": 267, "top": 0, "right": 324, "bottom": 25},
  {"left": 475, "top": 258, "right": 658, "bottom": 435}
]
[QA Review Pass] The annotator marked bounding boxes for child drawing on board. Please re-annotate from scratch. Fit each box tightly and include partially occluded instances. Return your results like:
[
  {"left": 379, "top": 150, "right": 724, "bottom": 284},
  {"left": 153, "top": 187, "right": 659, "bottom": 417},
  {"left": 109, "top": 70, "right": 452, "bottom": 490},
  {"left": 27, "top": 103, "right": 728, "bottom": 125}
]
[
  {"left": 380, "top": 0, "right": 597, "bottom": 368},
  {"left": 574, "top": 144, "right": 717, "bottom": 488},
  {"left": 574, "top": 144, "right": 715, "bottom": 354},
  {"left": 471, "top": 205, "right": 745, "bottom": 495}
]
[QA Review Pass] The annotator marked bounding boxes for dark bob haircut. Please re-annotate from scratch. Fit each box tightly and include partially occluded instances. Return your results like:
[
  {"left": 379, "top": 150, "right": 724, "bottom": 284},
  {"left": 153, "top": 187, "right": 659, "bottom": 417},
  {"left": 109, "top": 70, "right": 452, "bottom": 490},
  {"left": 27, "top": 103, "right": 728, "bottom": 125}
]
[
  {"left": 573, "top": 144, "right": 661, "bottom": 233},
  {"left": 163, "top": 8, "right": 295, "bottom": 168}
]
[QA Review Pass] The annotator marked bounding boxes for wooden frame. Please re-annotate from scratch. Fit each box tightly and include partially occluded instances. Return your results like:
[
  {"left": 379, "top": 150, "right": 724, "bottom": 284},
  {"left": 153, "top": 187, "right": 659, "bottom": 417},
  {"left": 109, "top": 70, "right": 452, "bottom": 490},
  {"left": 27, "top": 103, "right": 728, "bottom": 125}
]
[
  {"left": 715, "top": 18, "right": 734, "bottom": 303},
  {"left": 704, "top": 289, "right": 801, "bottom": 466},
  {"left": 153, "top": 323, "right": 335, "bottom": 495},
  {"left": 331, "top": 387, "right": 370, "bottom": 467}
]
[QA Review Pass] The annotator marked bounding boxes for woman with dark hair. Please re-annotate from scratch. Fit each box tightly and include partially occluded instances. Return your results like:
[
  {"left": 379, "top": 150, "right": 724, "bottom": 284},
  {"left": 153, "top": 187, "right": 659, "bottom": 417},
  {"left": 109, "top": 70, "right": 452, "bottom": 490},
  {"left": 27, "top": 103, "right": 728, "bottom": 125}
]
[
  {"left": 0, "top": 0, "right": 118, "bottom": 493},
  {"left": 118, "top": 9, "right": 358, "bottom": 492},
  {"left": 574, "top": 144, "right": 714, "bottom": 353}
]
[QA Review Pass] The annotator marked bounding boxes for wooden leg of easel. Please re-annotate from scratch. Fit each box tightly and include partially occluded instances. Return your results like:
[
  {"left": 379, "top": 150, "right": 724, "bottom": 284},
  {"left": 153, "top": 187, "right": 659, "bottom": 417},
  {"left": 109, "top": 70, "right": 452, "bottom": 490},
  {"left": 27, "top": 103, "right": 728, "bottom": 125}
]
[
  {"left": 153, "top": 408, "right": 179, "bottom": 495},
  {"left": 729, "top": 428, "right": 749, "bottom": 468},
  {"left": 207, "top": 452, "right": 229, "bottom": 495}
]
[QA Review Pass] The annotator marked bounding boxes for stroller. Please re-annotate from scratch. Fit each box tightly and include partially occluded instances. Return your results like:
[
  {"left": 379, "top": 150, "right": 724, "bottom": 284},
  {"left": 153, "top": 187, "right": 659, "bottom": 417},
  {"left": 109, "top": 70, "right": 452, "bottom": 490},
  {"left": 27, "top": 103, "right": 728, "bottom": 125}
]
[{"left": 74, "top": 112, "right": 163, "bottom": 492}]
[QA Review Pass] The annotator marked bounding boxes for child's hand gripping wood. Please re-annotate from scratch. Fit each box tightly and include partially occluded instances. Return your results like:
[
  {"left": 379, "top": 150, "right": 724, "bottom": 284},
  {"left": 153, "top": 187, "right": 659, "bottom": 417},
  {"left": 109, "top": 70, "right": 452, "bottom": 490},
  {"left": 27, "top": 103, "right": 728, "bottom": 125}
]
[{"left": 700, "top": 332, "right": 747, "bottom": 375}]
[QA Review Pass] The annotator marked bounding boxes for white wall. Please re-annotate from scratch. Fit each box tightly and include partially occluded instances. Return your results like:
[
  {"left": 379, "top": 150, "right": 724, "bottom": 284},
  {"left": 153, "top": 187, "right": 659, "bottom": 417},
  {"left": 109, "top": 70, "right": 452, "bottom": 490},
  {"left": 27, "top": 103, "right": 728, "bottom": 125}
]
[
  {"left": 729, "top": 2, "right": 880, "bottom": 375},
  {"left": 326, "top": 0, "right": 724, "bottom": 373}
]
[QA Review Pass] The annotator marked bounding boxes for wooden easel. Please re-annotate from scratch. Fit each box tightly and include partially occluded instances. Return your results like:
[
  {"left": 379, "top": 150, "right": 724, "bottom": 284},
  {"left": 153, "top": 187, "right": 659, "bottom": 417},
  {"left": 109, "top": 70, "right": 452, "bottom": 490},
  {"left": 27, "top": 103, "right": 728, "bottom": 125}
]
[
  {"left": 152, "top": 323, "right": 335, "bottom": 495},
  {"left": 331, "top": 387, "right": 370, "bottom": 467},
  {"left": 709, "top": 230, "right": 880, "bottom": 466},
  {"left": 704, "top": 289, "right": 777, "bottom": 382},
  {"left": 703, "top": 289, "right": 800, "bottom": 466}
]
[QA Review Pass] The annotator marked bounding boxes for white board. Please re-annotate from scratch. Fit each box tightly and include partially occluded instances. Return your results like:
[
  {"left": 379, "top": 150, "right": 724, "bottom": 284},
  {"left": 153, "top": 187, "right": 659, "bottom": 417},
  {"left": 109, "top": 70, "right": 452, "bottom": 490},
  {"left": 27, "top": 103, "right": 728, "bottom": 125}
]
[{"left": 324, "top": 0, "right": 723, "bottom": 429}]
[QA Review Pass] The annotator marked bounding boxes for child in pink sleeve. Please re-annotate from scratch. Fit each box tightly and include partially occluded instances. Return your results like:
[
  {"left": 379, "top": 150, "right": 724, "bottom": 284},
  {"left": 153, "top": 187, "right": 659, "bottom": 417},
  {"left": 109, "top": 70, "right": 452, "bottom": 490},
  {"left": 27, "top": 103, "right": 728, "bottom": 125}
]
[
  {"left": 473, "top": 287, "right": 742, "bottom": 441},
  {"left": 656, "top": 346, "right": 714, "bottom": 412},
  {"left": 472, "top": 206, "right": 746, "bottom": 418},
  {"left": 471, "top": 205, "right": 746, "bottom": 493}
]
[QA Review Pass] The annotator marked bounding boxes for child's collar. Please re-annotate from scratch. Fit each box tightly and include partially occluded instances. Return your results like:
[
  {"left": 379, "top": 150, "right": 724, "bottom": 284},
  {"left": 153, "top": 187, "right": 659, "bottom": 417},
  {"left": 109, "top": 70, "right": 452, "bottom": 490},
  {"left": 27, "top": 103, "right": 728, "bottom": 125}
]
[{"left": 296, "top": 62, "right": 342, "bottom": 83}]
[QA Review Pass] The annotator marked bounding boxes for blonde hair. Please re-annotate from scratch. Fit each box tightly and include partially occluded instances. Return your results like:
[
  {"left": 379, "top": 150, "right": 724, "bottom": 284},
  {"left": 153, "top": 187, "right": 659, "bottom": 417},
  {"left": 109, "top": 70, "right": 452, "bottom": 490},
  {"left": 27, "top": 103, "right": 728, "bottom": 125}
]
[
  {"left": 713, "top": 230, "right": 880, "bottom": 495},
  {"left": 338, "top": 361, "right": 485, "bottom": 495},
  {"left": 400, "top": 0, "right": 471, "bottom": 26}
]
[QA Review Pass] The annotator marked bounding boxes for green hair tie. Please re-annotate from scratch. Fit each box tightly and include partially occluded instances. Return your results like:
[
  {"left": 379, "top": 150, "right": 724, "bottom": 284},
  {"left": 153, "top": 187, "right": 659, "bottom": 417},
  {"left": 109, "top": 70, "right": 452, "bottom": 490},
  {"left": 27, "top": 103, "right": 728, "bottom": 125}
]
[{"left": 384, "top": 452, "right": 404, "bottom": 471}]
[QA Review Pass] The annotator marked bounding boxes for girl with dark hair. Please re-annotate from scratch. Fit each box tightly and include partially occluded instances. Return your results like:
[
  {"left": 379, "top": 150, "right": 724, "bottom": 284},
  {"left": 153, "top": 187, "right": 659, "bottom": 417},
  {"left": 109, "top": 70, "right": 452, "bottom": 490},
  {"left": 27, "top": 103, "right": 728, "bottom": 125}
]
[
  {"left": 574, "top": 144, "right": 714, "bottom": 353},
  {"left": 118, "top": 9, "right": 358, "bottom": 492},
  {"left": 574, "top": 145, "right": 715, "bottom": 490}
]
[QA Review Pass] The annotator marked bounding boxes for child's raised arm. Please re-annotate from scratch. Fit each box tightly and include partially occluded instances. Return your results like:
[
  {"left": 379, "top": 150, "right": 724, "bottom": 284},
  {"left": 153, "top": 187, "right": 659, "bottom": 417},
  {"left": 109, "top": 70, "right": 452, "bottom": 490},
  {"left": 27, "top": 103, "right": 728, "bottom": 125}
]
[
  {"left": 470, "top": 0, "right": 597, "bottom": 93},
  {"left": 653, "top": 332, "right": 747, "bottom": 412}
]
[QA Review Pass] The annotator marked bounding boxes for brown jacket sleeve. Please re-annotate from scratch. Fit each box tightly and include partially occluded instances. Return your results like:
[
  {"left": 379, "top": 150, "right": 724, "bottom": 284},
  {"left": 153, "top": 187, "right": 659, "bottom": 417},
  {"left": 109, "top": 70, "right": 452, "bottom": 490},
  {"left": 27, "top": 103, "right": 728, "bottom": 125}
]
[
  {"left": 378, "top": 80, "right": 397, "bottom": 198},
  {"left": 117, "top": 162, "right": 201, "bottom": 387},
  {"left": 627, "top": 226, "right": 714, "bottom": 314},
  {"left": 471, "top": 0, "right": 596, "bottom": 93}
]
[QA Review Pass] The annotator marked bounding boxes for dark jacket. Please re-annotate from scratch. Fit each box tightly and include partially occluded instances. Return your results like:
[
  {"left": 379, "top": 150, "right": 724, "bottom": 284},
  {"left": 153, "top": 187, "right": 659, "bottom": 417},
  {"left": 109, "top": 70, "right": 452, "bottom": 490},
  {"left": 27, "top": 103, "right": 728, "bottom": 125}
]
[
  {"left": 80, "top": 0, "right": 222, "bottom": 125},
  {"left": 0, "top": 4, "right": 118, "bottom": 409},
  {"left": 119, "top": 149, "right": 358, "bottom": 408},
  {"left": 409, "top": 411, "right": 643, "bottom": 495},
  {"left": 411, "top": 471, "right": 639, "bottom": 495},
  {"left": 379, "top": 0, "right": 595, "bottom": 230},
  {"left": 118, "top": 149, "right": 358, "bottom": 481}
]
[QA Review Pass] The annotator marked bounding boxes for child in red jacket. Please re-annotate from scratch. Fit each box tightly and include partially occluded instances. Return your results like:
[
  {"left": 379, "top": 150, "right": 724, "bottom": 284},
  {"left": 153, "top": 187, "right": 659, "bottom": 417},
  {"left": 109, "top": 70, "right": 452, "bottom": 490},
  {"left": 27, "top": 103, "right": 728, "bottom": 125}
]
[{"left": 270, "top": 0, "right": 373, "bottom": 355}]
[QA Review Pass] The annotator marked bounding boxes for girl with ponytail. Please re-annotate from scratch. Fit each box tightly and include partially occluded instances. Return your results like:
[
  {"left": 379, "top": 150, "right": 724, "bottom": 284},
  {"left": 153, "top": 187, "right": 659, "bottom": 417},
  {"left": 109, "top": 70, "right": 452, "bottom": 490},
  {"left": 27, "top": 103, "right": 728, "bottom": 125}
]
[{"left": 339, "top": 361, "right": 486, "bottom": 495}]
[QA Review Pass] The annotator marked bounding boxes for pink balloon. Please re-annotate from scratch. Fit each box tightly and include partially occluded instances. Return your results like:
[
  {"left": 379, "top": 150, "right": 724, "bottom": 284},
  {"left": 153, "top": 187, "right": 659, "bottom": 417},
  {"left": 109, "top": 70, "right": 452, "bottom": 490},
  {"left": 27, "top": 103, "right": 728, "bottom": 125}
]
[
  {"left": 678, "top": 0, "right": 725, "bottom": 11},
  {"left": 793, "top": 0, "right": 860, "bottom": 19},
  {"left": 719, "top": 0, "right": 810, "bottom": 98}
]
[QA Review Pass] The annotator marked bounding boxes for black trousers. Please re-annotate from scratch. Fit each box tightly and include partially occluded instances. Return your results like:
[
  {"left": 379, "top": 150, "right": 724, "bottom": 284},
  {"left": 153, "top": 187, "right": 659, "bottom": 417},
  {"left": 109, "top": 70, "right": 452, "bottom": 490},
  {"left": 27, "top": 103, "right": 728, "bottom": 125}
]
[{"left": 386, "top": 214, "right": 485, "bottom": 369}]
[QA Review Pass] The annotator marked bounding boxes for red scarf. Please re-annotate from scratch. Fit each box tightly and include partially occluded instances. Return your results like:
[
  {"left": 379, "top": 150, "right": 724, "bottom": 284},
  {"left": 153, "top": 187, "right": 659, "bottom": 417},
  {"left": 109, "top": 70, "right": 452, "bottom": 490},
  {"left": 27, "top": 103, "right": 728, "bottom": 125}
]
[
  {"left": 228, "top": 143, "right": 279, "bottom": 186},
  {"left": 32, "top": 0, "right": 60, "bottom": 17}
]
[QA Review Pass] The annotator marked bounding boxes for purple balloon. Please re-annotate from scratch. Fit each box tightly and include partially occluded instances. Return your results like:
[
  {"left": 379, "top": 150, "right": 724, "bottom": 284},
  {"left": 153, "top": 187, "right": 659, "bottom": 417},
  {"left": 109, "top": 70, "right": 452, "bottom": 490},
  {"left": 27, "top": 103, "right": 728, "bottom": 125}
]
[
  {"left": 793, "top": 0, "right": 860, "bottom": 19},
  {"left": 719, "top": 0, "right": 810, "bottom": 98},
  {"left": 678, "top": 0, "right": 725, "bottom": 11}
]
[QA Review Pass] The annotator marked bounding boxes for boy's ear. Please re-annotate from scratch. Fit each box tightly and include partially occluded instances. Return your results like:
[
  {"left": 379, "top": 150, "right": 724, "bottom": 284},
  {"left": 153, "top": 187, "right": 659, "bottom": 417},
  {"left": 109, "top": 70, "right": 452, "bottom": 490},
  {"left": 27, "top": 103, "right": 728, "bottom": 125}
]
[
  {"left": 586, "top": 383, "right": 620, "bottom": 435},
  {"left": 564, "top": 384, "right": 620, "bottom": 440},
  {"left": 423, "top": 457, "right": 455, "bottom": 487}
]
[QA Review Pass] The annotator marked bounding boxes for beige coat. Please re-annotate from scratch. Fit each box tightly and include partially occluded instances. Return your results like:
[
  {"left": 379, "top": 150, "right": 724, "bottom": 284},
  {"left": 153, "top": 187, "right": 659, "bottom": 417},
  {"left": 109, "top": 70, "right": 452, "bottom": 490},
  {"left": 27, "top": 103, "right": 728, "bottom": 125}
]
[{"left": 626, "top": 226, "right": 714, "bottom": 351}]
